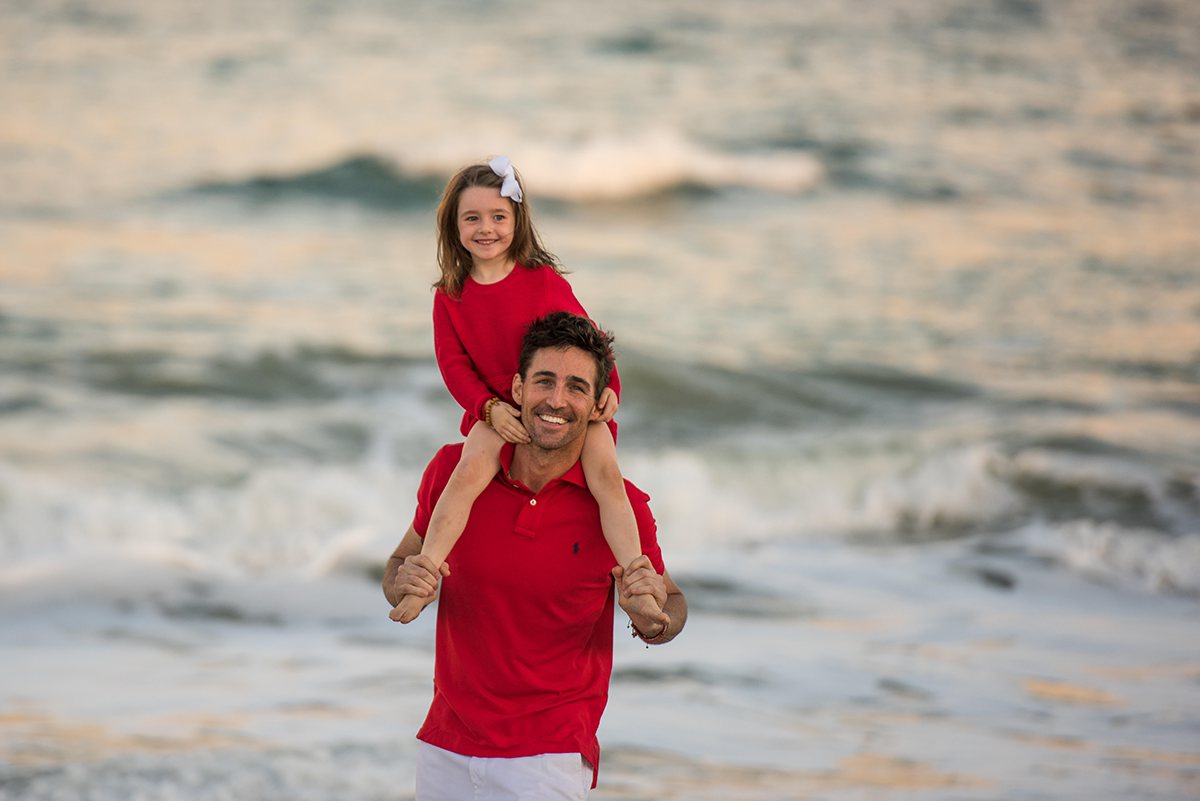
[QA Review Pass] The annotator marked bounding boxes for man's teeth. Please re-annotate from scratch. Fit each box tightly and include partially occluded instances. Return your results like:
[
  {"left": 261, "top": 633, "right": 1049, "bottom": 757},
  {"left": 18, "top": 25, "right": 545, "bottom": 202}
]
[{"left": 539, "top": 414, "right": 567, "bottom": 424}]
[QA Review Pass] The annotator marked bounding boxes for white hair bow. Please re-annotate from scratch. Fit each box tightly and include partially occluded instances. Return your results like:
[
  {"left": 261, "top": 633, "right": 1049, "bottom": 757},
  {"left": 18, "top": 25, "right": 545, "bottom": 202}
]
[{"left": 488, "top": 156, "right": 523, "bottom": 204}]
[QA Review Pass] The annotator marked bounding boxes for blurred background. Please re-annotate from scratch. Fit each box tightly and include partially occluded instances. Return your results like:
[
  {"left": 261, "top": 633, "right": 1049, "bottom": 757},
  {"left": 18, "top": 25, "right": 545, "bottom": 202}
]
[{"left": 1, "top": 1, "right": 1198, "bottom": 799}]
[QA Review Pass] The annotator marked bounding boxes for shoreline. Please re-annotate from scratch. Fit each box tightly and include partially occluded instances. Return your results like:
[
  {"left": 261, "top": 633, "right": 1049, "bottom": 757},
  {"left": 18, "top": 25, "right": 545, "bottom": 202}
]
[{"left": 3, "top": 540, "right": 1197, "bottom": 800}]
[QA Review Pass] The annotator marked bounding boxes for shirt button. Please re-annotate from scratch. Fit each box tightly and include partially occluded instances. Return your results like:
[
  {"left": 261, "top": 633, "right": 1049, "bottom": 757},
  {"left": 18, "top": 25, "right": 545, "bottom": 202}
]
[{"left": 529, "top": 499, "right": 537, "bottom": 506}]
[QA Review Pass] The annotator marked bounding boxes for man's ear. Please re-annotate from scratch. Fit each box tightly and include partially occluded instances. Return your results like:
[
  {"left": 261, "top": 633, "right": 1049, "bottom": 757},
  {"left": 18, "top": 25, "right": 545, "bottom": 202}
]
[{"left": 511, "top": 373, "right": 523, "bottom": 404}]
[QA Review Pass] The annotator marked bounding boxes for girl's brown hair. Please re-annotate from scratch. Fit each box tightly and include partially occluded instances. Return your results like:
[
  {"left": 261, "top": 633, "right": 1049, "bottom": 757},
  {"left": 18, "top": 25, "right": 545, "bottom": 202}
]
[{"left": 434, "top": 161, "right": 563, "bottom": 298}]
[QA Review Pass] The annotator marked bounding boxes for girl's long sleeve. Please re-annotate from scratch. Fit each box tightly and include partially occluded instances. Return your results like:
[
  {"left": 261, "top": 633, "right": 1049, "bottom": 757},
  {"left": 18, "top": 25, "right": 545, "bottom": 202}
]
[
  {"left": 431, "top": 266, "right": 621, "bottom": 438},
  {"left": 432, "top": 293, "right": 494, "bottom": 421}
]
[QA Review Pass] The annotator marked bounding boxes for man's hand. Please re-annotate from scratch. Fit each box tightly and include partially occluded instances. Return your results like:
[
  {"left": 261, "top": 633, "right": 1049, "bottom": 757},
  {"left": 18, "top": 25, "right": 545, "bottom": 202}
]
[
  {"left": 490, "top": 401, "right": 531, "bottom": 444},
  {"left": 388, "top": 554, "right": 450, "bottom": 608},
  {"left": 612, "top": 554, "right": 669, "bottom": 632}
]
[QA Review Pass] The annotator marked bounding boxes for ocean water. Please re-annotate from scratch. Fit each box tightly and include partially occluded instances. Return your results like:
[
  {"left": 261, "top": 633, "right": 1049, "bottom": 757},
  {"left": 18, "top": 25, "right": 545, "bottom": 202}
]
[{"left": 2, "top": 1, "right": 1199, "bottom": 799}]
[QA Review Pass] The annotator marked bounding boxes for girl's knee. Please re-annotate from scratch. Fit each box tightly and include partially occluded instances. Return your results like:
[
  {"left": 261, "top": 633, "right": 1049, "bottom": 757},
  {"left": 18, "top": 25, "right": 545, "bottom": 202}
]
[
  {"left": 586, "top": 462, "right": 628, "bottom": 502},
  {"left": 456, "top": 424, "right": 502, "bottom": 480},
  {"left": 452, "top": 447, "right": 499, "bottom": 485}
]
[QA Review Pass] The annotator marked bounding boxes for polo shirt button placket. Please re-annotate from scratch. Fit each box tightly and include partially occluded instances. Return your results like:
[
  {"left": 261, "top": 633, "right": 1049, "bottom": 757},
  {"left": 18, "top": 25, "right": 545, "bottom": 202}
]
[{"left": 514, "top": 492, "right": 544, "bottom": 539}]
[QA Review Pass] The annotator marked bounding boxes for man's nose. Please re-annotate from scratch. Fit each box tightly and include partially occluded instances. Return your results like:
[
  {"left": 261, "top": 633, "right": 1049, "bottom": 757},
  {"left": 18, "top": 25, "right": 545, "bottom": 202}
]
[{"left": 547, "top": 382, "right": 568, "bottom": 407}]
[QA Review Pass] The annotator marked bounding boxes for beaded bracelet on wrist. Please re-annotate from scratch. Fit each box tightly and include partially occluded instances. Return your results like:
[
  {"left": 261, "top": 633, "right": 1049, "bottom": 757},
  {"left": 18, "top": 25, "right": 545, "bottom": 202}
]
[{"left": 629, "top": 615, "right": 670, "bottom": 647}]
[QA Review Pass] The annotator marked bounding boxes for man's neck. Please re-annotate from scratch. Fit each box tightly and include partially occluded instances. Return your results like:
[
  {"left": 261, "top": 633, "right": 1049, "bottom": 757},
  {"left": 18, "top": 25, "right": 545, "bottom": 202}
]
[{"left": 509, "top": 439, "right": 585, "bottom": 494}]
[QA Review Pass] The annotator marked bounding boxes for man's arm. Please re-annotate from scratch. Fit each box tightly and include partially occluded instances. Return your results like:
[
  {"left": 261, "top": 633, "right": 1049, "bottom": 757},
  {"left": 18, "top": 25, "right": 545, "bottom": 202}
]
[
  {"left": 383, "top": 525, "right": 448, "bottom": 609},
  {"left": 613, "top": 557, "right": 688, "bottom": 645}
]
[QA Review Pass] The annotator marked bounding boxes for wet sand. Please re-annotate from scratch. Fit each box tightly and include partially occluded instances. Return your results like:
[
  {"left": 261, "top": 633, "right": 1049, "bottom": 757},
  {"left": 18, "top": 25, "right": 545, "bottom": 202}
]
[{"left": 4, "top": 541, "right": 1196, "bottom": 800}]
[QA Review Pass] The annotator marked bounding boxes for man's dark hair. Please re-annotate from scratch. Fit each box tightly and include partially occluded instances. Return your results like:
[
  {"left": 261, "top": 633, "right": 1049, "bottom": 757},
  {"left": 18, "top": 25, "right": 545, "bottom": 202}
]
[{"left": 518, "top": 312, "right": 615, "bottom": 400}]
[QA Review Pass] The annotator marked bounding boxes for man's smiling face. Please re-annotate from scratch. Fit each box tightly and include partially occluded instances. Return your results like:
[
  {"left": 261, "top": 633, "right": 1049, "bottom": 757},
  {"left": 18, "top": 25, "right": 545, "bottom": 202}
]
[{"left": 512, "top": 345, "right": 602, "bottom": 452}]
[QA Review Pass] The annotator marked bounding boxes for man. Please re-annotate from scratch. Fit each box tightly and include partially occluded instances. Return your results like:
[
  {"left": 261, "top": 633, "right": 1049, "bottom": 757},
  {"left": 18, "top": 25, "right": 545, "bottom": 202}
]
[{"left": 383, "top": 311, "right": 687, "bottom": 800}]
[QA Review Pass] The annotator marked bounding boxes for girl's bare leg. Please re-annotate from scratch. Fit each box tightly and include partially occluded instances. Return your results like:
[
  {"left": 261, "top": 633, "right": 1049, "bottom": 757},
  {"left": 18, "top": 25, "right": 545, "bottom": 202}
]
[
  {"left": 390, "top": 422, "right": 503, "bottom": 623},
  {"left": 581, "top": 422, "right": 667, "bottom": 625}
]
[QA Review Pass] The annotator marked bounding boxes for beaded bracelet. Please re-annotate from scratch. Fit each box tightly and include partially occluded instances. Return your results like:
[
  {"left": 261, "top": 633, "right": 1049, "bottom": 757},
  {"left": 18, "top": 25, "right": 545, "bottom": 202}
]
[
  {"left": 483, "top": 397, "right": 500, "bottom": 429},
  {"left": 630, "top": 614, "right": 671, "bottom": 646}
]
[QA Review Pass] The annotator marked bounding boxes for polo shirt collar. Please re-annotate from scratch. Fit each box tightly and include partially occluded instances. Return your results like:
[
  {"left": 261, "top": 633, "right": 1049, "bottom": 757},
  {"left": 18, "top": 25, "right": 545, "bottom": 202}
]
[{"left": 498, "top": 442, "right": 588, "bottom": 491}]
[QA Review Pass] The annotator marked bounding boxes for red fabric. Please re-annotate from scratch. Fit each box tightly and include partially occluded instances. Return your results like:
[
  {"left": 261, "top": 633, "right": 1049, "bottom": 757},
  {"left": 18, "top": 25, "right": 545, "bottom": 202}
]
[
  {"left": 411, "top": 442, "right": 663, "bottom": 788},
  {"left": 433, "top": 265, "right": 621, "bottom": 437}
]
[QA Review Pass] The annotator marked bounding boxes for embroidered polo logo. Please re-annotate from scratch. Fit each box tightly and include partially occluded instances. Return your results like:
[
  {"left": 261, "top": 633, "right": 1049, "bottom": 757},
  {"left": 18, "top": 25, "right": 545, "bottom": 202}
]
[{"left": 573, "top": 542, "right": 580, "bottom": 555}]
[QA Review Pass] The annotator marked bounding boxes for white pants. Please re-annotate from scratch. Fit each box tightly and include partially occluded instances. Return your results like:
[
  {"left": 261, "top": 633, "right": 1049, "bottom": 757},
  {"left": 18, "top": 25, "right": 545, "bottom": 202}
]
[{"left": 415, "top": 741, "right": 591, "bottom": 801}]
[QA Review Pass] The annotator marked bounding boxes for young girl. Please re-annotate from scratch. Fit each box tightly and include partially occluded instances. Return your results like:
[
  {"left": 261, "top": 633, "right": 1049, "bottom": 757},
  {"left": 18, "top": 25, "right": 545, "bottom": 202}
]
[{"left": 389, "top": 156, "right": 667, "bottom": 627}]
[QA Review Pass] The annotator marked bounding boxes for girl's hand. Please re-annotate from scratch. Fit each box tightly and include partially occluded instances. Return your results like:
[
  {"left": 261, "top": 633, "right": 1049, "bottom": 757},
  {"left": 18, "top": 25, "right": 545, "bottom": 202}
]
[
  {"left": 490, "top": 401, "right": 531, "bottom": 444},
  {"left": 596, "top": 387, "right": 619, "bottom": 423}
]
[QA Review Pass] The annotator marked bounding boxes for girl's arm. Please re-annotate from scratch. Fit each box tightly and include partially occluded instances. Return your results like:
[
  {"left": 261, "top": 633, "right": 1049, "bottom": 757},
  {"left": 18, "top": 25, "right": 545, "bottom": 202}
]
[
  {"left": 433, "top": 294, "right": 495, "bottom": 421},
  {"left": 596, "top": 386, "right": 618, "bottom": 422},
  {"left": 545, "top": 272, "right": 622, "bottom": 400},
  {"left": 605, "top": 350, "right": 622, "bottom": 402}
]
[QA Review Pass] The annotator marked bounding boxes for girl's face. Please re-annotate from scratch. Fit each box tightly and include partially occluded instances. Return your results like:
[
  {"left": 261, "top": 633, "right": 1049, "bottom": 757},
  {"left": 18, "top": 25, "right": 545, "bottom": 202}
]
[{"left": 457, "top": 185, "right": 515, "bottom": 270}]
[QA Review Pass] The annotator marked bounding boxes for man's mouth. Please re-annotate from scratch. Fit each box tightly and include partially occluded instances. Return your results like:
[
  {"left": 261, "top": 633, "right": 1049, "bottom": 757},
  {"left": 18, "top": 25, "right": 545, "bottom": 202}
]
[{"left": 537, "top": 413, "right": 569, "bottom": 425}]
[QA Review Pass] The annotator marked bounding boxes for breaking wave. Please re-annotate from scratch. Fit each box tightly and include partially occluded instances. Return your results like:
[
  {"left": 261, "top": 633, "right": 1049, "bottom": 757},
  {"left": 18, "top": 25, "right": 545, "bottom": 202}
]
[{"left": 171, "top": 131, "right": 824, "bottom": 209}]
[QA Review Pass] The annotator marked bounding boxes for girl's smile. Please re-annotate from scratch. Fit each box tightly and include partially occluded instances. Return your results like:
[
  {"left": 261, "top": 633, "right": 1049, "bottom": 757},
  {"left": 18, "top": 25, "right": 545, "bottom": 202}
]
[{"left": 457, "top": 185, "right": 515, "bottom": 277}]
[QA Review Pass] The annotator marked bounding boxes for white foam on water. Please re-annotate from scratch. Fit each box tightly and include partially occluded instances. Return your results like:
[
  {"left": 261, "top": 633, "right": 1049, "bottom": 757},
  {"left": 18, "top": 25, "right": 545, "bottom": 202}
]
[
  {"left": 5, "top": 423, "right": 1197, "bottom": 614},
  {"left": 203, "top": 127, "right": 827, "bottom": 205},
  {"left": 628, "top": 440, "right": 1024, "bottom": 548},
  {"left": 1007, "top": 446, "right": 1172, "bottom": 502},
  {"left": 458, "top": 129, "right": 825, "bottom": 201},
  {"left": 1010, "top": 520, "right": 1200, "bottom": 597},
  {"left": 630, "top": 438, "right": 1200, "bottom": 598},
  {"left": 852, "top": 443, "right": 1023, "bottom": 536},
  {"left": 0, "top": 459, "right": 417, "bottom": 595}
]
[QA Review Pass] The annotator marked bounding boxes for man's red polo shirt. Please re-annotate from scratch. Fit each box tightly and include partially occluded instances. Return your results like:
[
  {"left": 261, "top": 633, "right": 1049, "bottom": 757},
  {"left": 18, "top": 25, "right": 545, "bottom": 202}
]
[{"left": 410, "top": 442, "right": 664, "bottom": 786}]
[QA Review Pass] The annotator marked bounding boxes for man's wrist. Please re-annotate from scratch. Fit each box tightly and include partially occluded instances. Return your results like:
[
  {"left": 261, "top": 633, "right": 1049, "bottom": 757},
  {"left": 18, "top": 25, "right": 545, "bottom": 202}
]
[
  {"left": 630, "top": 614, "right": 671, "bottom": 645},
  {"left": 383, "top": 557, "right": 401, "bottom": 605}
]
